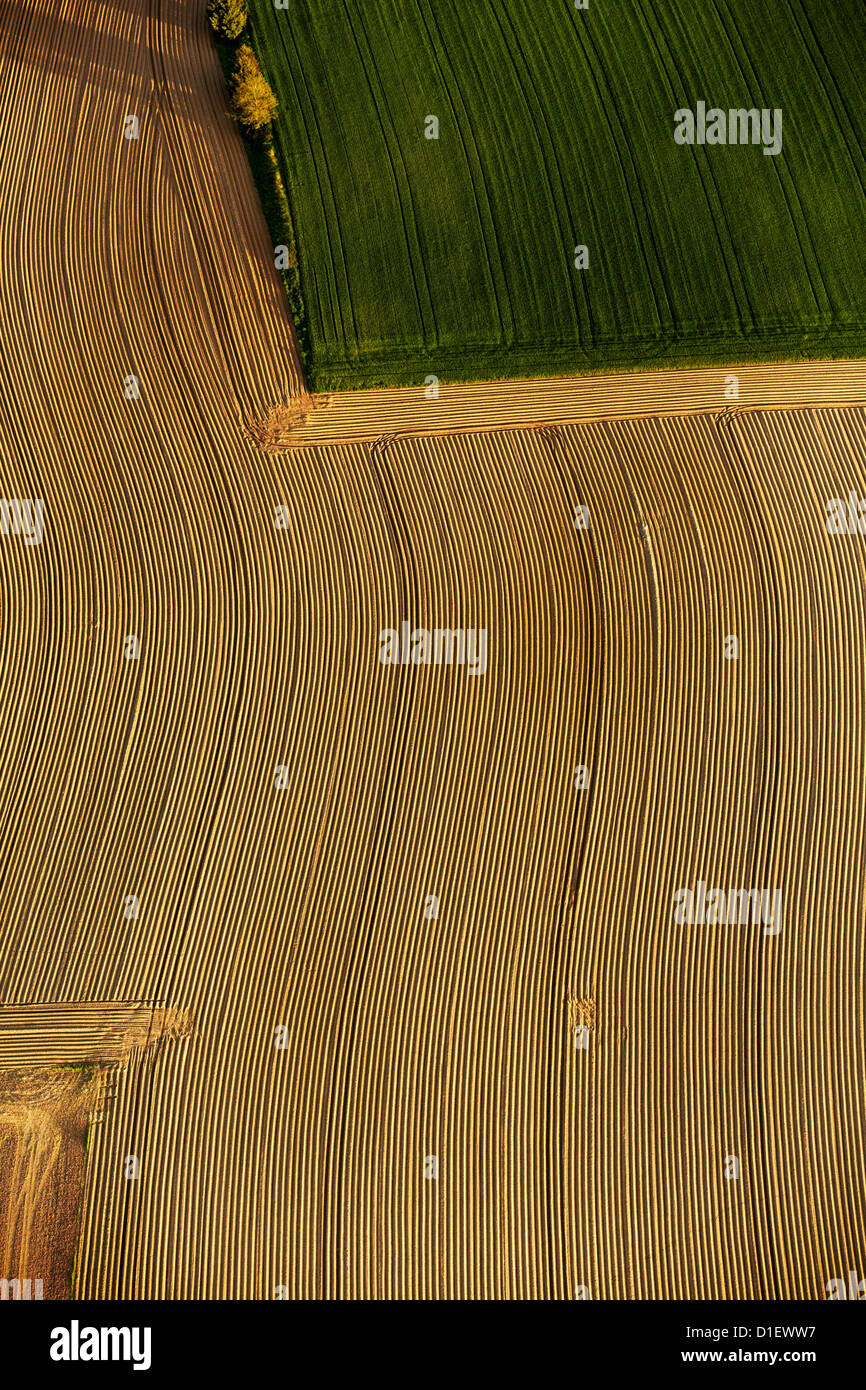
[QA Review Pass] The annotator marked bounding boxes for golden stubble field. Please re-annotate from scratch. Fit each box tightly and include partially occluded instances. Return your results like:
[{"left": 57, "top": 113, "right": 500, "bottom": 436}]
[{"left": 0, "top": 0, "right": 863, "bottom": 1299}]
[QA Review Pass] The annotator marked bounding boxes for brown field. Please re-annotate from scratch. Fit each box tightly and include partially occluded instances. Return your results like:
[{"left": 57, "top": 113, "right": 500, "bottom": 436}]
[
  {"left": 0, "top": 1068, "right": 95, "bottom": 1299},
  {"left": 0, "top": 0, "right": 864, "bottom": 1300}
]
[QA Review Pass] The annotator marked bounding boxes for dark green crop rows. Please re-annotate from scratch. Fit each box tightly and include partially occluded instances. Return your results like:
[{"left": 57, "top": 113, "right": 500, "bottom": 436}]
[{"left": 246, "top": 0, "right": 866, "bottom": 390}]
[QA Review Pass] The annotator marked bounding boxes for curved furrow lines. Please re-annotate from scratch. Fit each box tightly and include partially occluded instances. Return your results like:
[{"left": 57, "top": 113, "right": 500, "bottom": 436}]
[{"left": 0, "top": 0, "right": 864, "bottom": 1303}]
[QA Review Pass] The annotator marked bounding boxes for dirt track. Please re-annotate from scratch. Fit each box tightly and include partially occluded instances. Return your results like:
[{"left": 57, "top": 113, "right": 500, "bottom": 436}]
[{"left": 0, "top": 1, "right": 864, "bottom": 1298}]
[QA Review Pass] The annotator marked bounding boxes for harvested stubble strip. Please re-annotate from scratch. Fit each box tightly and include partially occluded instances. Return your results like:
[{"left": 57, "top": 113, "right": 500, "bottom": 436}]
[{"left": 0, "top": 1004, "right": 191, "bottom": 1070}]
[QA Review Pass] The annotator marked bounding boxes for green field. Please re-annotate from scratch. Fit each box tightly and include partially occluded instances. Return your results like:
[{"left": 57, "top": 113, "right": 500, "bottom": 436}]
[{"left": 246, "top": 0, "right": 866, "bottom": 390}]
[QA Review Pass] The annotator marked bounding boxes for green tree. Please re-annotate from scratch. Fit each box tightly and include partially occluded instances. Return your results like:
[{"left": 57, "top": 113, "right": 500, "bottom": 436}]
[
  {"left": 207, "top": 0, "right": 247, "bottom": 42},
  {"left": 231, "top": 45, "right": 278, "bottom": 138}
]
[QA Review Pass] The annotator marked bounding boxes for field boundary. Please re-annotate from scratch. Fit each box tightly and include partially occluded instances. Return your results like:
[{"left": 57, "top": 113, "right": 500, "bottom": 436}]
[{"left": 278, "top": 357, "right": 866, "bottom": 447}]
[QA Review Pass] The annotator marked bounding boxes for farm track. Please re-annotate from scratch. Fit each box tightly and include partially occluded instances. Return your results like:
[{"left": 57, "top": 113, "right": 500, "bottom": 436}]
[
  {"left": 0, "top": 1002, "right": 189, "bottom": 1068},
  {"left": 0, "top": 0, "right": 864, "bottom": 1299},
  {"left": 292, "top": 359, "right": 866, "bottom": 446}
]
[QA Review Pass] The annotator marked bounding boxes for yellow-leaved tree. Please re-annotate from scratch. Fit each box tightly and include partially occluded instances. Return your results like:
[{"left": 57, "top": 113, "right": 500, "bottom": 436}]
[
  {"left": 230, "top": 45, "right": 278, "bottom": 138},
  {"left": 207, "top": 0, "right": 247, "bottom": 41}
]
